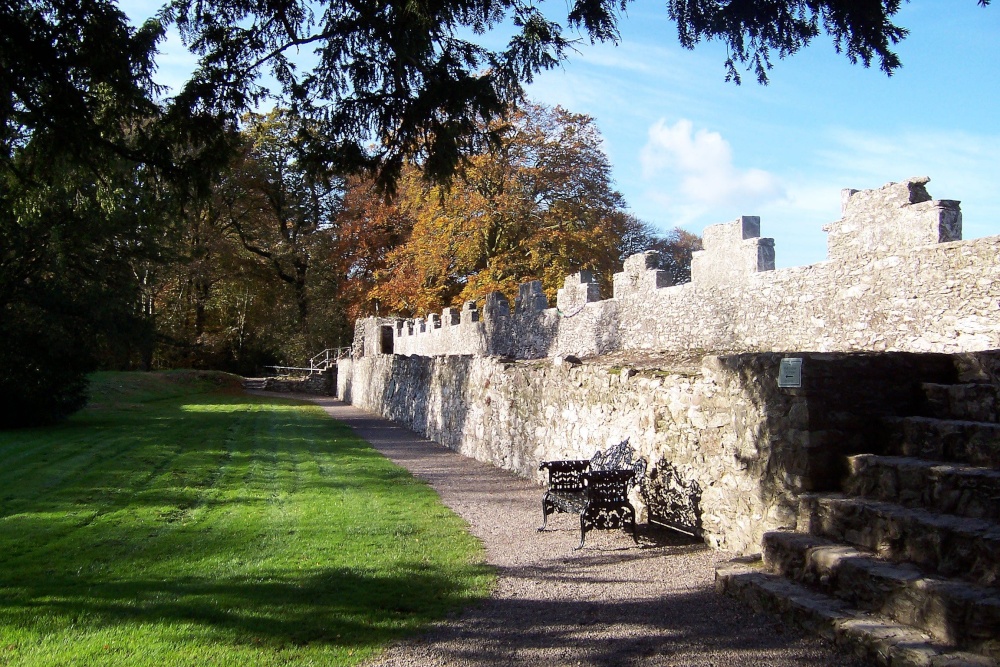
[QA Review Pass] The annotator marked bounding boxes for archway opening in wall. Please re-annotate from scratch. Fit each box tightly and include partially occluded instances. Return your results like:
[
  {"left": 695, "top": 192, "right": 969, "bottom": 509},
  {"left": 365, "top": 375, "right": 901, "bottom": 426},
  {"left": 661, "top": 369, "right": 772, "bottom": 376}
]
[{"left": 380, "top": 326, "right": 394, "bottom": 354}]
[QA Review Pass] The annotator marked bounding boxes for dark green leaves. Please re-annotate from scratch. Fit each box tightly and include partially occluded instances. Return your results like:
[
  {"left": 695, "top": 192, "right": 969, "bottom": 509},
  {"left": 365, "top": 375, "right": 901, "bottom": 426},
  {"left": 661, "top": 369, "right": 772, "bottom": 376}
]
[{"left": 666, "top": 0, "right": 921, "bottom": 84}]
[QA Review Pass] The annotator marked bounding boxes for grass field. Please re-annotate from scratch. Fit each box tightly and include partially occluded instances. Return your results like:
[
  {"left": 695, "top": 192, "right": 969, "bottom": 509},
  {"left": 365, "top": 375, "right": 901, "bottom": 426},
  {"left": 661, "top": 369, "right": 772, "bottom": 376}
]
[{"left": 0, "top": 371, "right": 492, "bottom": 666}]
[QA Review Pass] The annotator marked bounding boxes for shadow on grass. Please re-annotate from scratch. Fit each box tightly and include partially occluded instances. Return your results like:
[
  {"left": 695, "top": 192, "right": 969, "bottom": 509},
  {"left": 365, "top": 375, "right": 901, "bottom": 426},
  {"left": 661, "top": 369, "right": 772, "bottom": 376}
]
[
  {"left": 0, "top": 391, "right": 491, "bottom": 657},
  {"left": 0, "top": 562, "right": 488, "bottom": 650}
]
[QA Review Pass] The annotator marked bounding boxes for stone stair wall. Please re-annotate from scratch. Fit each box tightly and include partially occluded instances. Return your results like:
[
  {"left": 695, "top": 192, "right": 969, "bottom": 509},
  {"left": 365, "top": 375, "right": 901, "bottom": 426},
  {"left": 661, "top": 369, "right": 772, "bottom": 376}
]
[
  {"left": 719, "top": 352, "right": 1000, "bottom": 666},
  {"left": 242, "top": 369, "right": 336, "bottom": 395}
]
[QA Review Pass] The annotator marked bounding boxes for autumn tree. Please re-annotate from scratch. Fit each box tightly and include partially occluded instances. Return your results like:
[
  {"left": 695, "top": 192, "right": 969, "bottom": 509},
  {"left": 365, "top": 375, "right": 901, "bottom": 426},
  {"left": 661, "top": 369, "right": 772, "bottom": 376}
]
[
  {"left": 332, "top": 175, "right": 414, "bottom": 319},
  {"left": 368, "top": 103, "right": 669, "bottom": 315}
]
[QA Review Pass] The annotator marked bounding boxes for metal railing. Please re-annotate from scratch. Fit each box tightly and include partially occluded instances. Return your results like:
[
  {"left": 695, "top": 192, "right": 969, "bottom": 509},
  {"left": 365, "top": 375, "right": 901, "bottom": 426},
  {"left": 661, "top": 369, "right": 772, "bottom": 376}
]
[
  {"left": 307, "top": 347, "right": 352, "bottom": 373},
  {"left": 263, "top": 347, "right": 352, "bottom": 377}
]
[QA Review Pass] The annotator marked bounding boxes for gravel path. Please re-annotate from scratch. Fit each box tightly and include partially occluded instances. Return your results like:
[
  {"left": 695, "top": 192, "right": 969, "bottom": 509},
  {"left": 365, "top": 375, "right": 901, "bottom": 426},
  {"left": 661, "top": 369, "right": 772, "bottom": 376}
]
[{"left": 301, "top": 396, "right": 864, "bottom": 667}]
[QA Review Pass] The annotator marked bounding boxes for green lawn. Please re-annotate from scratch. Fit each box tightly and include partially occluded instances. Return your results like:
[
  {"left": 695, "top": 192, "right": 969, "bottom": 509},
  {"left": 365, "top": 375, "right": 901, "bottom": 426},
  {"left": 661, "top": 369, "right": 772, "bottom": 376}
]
[{"left": 0, "top": 372, "right": 492, "bottom": 666}]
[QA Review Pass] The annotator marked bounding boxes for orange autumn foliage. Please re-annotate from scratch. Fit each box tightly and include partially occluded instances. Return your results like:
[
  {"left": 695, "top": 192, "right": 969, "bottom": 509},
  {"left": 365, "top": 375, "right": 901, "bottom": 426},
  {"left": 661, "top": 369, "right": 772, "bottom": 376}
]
[{"left": 367, "top": 103, "right": 661, "bottom": 316}]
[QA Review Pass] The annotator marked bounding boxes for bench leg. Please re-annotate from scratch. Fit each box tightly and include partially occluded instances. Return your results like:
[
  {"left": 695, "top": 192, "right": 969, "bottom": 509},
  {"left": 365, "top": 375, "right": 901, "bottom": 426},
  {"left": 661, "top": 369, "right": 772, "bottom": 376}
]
[
  {"left": 538, "top": 494, "right": 553, "bottom": 531},
  {"left": 575, "top": 513, "right": 589, "bottom": 550},
  {"left": 627, "top": 505, "right": 639, "bottom": 544}
]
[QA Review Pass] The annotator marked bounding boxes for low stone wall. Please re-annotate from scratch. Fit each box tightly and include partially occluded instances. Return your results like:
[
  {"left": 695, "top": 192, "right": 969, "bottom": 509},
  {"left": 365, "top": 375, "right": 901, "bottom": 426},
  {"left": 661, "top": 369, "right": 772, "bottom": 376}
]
[
  {"left": 262, "top": 369, "right": 335, "bottom": 395},
  {"left": 339, "top": 350, "right": 968, "bottom": 553}
]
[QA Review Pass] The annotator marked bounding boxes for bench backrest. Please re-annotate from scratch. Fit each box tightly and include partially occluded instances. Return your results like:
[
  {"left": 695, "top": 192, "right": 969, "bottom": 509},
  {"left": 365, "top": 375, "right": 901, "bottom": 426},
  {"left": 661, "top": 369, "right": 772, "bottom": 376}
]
[
  {"left": 539, "top": 459, "right": 590, "bottom": 492},
  {"left": 582, "top": 469, "right": 637, "bottom": 504},
  {"left": 590, "top": 438, "right": 647, "bottom": 482}
]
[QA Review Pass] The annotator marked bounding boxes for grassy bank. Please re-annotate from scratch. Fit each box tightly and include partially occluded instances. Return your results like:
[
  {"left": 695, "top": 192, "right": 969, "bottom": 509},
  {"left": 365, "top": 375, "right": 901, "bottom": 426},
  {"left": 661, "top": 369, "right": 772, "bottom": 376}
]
[{"left": 0, "top": 372, "right": 491, "bottom": 666}]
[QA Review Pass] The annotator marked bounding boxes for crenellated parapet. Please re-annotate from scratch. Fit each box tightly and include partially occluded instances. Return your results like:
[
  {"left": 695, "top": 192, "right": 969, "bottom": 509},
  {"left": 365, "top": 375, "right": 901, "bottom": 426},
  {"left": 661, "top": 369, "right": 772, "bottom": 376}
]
[{"left": 356, "top": 177, "right": 1000, "bottom": 360}]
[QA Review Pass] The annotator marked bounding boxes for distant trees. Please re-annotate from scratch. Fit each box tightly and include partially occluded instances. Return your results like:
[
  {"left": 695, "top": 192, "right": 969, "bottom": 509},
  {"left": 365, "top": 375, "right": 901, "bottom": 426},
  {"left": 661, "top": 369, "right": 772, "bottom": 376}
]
[
  {"left": 150, "top": 111, "right": 411, "bottom": 372},
  {"left": 152, "top": 111, "right": 351, "bottom": 372}
]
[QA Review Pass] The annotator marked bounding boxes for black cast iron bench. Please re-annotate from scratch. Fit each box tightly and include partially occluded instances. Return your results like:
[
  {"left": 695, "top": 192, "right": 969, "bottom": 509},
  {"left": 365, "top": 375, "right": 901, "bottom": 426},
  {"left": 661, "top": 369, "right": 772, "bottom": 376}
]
[{"left": 537, "top": 439, "right": 648, "bottom": 549}]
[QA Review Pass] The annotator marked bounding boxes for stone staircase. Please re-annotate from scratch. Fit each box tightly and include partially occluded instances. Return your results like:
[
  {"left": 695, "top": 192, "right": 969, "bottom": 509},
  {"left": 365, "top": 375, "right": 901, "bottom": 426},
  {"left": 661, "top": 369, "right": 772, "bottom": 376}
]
[{"left": 718, "top": 375, "right": 1000, "bottom": 666}]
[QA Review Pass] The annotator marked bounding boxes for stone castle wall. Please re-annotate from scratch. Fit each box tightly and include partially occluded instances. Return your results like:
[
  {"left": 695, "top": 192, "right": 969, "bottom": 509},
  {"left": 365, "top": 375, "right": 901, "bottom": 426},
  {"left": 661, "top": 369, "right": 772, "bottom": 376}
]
[
  {"left": 341, "top": 353, "right": 783, "bottom": 552},
  {"left": 339, "top": 350, "right": 974, "bottom": 553},
  {"left": 340, "top": 177, "right": 1000, "bottom": 553},
  {"left": 355, "top": 177, "right": 1000, "bottom": 360}
]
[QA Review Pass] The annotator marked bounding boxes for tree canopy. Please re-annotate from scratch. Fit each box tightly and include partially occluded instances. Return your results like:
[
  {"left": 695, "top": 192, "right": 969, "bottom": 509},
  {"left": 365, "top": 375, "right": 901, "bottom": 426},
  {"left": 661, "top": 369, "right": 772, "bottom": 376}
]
[
  {"left": 165, "top": 0, "right": 993, "bottom": 186},
  {"left": 368, "top": 103, "right": 685, "bottom": 315}
]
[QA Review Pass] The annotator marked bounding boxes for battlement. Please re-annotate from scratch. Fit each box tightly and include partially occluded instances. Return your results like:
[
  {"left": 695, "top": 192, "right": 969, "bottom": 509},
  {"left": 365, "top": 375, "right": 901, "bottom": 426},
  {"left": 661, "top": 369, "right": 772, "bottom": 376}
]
[
  {"left": 355, "top": 177, "right": 1000, "bottom": 359},
  {"left": 690, "top": 215, "right": 774, "bottom": 287}
]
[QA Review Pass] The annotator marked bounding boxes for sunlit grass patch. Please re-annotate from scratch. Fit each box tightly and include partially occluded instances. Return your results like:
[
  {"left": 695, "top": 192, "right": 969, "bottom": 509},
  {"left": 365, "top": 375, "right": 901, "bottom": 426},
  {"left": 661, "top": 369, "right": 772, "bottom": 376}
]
[{"left": 0, "top": 372, "right": 492, "bottom": 666}]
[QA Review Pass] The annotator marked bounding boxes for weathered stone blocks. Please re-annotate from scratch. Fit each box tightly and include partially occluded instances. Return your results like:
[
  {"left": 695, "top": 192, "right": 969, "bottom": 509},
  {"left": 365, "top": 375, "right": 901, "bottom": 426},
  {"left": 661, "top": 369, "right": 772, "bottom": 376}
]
[
  {"left": 797, "top": 494, "right": 1000, "bottom": 587},
  {"left": 845, "top": 454, "right": 1000, "bottom": 520},
  {"left": 827, "top": 177, "right": 962, "bottom": 261},
  {"left": 885, "top": 417, "right": 1000, "bottom": 468},
  {"left": 690, "top": 215, "right": 775, "bottom": 287}
]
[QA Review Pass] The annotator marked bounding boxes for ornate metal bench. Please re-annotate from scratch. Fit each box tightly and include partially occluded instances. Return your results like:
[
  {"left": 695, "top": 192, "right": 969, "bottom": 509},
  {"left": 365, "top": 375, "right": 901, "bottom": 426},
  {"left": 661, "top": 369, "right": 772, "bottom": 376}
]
[{"left": 537, "top": 439, "right": 648, "bottom": 549}]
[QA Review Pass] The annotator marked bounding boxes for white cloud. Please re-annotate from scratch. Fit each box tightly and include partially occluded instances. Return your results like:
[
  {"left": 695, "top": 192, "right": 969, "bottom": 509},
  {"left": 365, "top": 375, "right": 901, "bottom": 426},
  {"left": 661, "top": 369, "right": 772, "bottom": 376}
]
[{"left": 640, "top": 118, "right": 785, "bottom": 208}]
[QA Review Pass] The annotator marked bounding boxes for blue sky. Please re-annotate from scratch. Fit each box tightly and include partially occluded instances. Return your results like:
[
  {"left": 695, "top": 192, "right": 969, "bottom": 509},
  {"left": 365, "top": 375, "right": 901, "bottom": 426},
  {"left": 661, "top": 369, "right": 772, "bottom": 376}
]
[{"left": 125, "top": 0, "right": 999, "bottom": 268}]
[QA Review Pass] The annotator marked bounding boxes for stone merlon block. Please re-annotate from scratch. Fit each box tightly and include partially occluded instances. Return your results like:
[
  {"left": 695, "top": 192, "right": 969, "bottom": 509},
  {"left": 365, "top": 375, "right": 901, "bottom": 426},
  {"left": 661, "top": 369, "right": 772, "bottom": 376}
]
[
  {"left": 483, "top": 292, "right": 510, "bottom": 319},
  {"left": 623, "top": 251, "right": 661, "bottom": 274},
  {"left": 702, "top": 216, "right": 761, "bottom": 249},
  {"left": 826, "top": 176, "right": 962, "bottom": 261},
  {"left": 461, "top": 300, "right": 480, "bottom": 324},
  {"left": 612, "top": 251, "right": 673, "bottom": 299},
  {"left": 443, "top": 307, "right": 460, "bottom": 326},
  {"left": 515, "top": 280, "right": 549, "bottom": 315},
  {"left": 690, "top": 217, "right": 775, "bottom": 288},
  {"left": 557, "top": 271, "right": 600, "bottom": 314}
]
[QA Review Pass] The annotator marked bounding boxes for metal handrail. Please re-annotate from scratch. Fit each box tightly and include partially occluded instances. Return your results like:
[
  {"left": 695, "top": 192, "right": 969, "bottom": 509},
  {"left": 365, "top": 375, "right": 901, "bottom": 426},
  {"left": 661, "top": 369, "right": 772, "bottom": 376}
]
[{"left": 307, "top": 347, "right": 352, "bottom": 373}]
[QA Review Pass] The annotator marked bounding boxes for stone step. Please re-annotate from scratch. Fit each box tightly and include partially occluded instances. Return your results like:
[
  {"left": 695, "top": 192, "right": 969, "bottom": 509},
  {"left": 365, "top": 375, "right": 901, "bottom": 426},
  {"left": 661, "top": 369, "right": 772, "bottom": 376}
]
[
  {"left": 883, "top": 417, "right": 1000, "bottom": 468},
  {"left": 845, "top": 454, "right": 1000, "bottom": 521},
  {"left": 923, "top": 383, "right": 1000, "bottom": 423},
  {"left": 241, "top": 377, "right": 268, "bottom": 390},
  {"left": 716, "top": 559, "right": 997, "bottom": 667},
  {"left": 797, "top": 494, "right": 1000, "bottom": 587},
  {"left": 763, "top": 531, "right": 1000, "bottom": 657}
]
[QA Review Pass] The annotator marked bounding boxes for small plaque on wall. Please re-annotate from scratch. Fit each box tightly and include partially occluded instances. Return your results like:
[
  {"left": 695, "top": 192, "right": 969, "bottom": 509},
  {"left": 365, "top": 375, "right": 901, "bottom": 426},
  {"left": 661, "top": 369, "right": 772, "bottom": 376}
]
[{"left": 778, "top": 357, "right": 803, "bottom": 388}]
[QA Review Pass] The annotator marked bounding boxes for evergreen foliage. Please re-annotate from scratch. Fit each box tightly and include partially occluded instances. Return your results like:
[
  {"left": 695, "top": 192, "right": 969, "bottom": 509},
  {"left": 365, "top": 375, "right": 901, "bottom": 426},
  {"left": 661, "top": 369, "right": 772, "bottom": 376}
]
[{"left": 165, "top": 0, "right": 991, "bottom": 186}]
